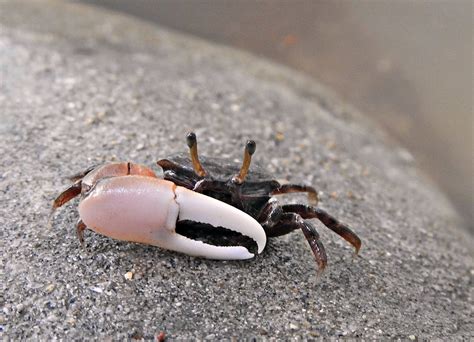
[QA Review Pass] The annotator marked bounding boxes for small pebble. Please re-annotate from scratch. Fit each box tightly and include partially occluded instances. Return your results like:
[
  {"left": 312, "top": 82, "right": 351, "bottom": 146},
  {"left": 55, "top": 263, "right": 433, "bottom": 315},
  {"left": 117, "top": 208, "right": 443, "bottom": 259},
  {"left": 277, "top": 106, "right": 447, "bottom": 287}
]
[
  {"left": 124, "top": 271, "right": 134, "bottom": 280},
  {"left": 275, "top": 131, "right": 285, "bottom": 142},
  {"left": 44, "top": 284, "right": 55, "bottom": 293},
  {"left": 66, "top": 317, "right": 76, "bottom": 325},
  {"left": 90, "top": 287, "right": 103, "bottom": 294}
]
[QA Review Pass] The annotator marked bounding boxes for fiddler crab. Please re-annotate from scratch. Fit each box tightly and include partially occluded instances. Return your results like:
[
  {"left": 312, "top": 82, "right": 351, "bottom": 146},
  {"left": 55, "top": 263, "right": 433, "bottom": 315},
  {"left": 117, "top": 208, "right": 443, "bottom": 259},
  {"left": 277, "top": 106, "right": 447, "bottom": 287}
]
[{"left": 51, "top": 133, "right": 361, "bottom": 272}]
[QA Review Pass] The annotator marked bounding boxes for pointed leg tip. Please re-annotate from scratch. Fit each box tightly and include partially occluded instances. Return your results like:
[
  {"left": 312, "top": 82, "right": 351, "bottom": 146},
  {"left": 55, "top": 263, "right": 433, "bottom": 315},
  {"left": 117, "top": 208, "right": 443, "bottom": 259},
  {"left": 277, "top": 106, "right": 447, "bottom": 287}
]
[
  {"left": 47, "top": 209, "right": 56, "bottom": 229},
  {"left": 76, "top": 220, "right": 87, "bottom": 249},
  {"left": 78, "top": 235, "right": 85, "bottom": 248},
  {"left": 314, "top": 255, "right": 327, "bottom": 277},
  {"left": 354, "top": 240, "right": 362, "bottom": 255},
  {"left": 308, "top": 192, "right": 319, "bottom": 206},
  {"left": 351, "top": 244, "right": 362, "bottom": 262},
  {"left": 78, "top": 234, "right": 87, "bottom": 251},
  {"left": 316, "top": 265, "right": 326, "bottom": 277}
]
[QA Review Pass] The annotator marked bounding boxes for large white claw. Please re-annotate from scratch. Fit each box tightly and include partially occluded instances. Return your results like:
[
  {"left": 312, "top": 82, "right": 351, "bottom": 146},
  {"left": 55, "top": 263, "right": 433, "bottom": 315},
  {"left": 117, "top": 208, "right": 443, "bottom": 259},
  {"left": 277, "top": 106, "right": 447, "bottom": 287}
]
[
  {"left": 78, "top": 176, "right": 266, "bottom": 260},
  {"left": 175, "top": 186, "right": 267, "bottom": 258}
]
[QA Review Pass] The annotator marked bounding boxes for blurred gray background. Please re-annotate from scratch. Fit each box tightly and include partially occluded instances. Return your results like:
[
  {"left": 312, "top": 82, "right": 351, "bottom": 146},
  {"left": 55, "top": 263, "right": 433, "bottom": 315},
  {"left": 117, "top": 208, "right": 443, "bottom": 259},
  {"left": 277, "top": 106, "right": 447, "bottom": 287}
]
[{"left": 81, "top": 0, "right": 473, "bottom": 230}]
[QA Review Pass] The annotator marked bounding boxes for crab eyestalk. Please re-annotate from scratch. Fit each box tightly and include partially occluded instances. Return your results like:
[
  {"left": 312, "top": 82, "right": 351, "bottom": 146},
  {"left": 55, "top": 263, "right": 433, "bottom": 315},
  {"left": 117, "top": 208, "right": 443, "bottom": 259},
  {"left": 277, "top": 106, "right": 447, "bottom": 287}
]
[
  {"left": 186, "top": 132, "right": 207, "bottom": 177},
  {"left": 233, "top": 140, "right": 256, "bottom": 184}
]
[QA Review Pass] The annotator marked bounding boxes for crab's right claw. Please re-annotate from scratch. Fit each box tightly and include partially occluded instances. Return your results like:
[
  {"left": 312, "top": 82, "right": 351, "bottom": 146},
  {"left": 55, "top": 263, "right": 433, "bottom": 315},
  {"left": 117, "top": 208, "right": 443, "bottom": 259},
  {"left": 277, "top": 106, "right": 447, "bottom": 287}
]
[{"left": 172, "top": 187, "right": 267, "bottom": 260}]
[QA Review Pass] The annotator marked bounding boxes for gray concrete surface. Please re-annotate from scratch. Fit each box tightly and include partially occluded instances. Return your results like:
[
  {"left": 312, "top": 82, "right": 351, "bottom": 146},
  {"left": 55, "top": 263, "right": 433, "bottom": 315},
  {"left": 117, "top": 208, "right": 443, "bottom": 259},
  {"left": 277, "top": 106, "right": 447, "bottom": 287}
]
[{"left": 1, "top": 1, "right": 472, "bottom": 339}]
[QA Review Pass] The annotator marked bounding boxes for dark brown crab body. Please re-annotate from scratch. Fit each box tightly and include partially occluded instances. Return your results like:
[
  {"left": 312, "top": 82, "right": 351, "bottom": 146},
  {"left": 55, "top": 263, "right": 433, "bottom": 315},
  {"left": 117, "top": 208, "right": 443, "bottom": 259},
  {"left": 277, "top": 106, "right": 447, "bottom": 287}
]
[
  {"left": 158, "top": 133, "right": 362, "bottom": 271},
  {"left": 158, "top": 153, "right": 279, "bottom": 218}
]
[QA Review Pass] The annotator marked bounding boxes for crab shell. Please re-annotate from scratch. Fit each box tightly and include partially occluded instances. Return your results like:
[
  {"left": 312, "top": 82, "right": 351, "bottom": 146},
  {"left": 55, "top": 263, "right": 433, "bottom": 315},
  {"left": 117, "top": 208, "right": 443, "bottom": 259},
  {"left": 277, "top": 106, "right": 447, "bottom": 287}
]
[{"left": 78, "top": 166, "right": 266, "bottom": 260}]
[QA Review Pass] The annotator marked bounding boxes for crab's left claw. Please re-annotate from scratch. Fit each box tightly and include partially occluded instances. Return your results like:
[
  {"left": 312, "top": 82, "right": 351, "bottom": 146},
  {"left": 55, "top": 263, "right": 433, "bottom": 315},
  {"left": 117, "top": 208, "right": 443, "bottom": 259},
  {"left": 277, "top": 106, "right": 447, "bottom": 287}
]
[{"left": 78, "top": 176, "right": 266, "bottom": 260}]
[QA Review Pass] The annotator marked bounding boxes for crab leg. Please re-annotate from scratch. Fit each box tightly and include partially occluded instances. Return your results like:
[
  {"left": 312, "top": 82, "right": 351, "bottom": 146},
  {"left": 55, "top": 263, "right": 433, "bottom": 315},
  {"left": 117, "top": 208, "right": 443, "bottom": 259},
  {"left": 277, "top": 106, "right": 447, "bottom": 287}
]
[
  {"left": 48, "top": 180, "right": 82, "bottom": 227},
  {"left": 268, "top": 212, "right": 327, "bottom": 272},
  {"left": 51, "top": 181, "right": 82, "bottom": 211},
  {"left": 301, "top": 221, "right": 328, "bottom": 272},
  {"left": 282, "top": 204, "right": 361, "bottom": 254},
  {"left": 76, "top": 219, "right": 87, "bottom": 248},
  {"left": 68, "top": 164, "right": 97, "bottom": 182},
  {"left": 50, "top": 164, "right": 105, "bottom": 223},
  {"left": 272, "top": 184, "right": 319, "bottom": 205}
]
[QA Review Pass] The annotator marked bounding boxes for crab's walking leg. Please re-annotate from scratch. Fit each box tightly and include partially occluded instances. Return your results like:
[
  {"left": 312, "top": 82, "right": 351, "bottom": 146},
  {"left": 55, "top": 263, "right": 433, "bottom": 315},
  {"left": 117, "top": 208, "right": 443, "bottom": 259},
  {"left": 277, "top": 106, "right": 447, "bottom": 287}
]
[
  {"left": 52, "top": 181, "right": 82, "bottom": 210},
  {"left": 301, "top": 221, "right": 328, "bottom": 272},
  {"left": 282, "top": 204, "right": 361, "bottom": 254},
  {"left": 68, "top": 164, "right": 97, "bottom": 182},
  {"left": 76, "top": 219, "right": 87, "bottom": 248},
  {"left": 267, "top": 212, "right": 327, "bottom": 272},
  {"left": 272, "top": 184, "right": 319, "bottom": 205},
  {"left": 232, "top": 140, "right": 256, "bottom": 184},
  {"left": 186, "top": 132, "right": 207, "bottom": 177},
  {"left": 48, "top": 181, "right": 82, "bottom": 226}
]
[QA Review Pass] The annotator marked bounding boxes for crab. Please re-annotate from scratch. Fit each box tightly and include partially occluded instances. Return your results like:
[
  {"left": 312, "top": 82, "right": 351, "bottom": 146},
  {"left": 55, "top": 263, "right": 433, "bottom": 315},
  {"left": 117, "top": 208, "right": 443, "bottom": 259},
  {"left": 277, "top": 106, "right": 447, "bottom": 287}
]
[
  {"left": 51, "top": 133, "right": 361, "bottom": 272},
  {"left": 157, "top": 132, "right": 361, "bottom": 271}
]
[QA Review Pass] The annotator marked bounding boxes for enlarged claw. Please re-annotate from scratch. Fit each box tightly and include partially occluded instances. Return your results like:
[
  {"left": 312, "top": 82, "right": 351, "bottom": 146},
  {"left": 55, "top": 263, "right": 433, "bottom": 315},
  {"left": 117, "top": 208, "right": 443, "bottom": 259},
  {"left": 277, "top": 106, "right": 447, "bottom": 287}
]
[{"left": 78, "top": 176, "right": 266, "bottom": 260}]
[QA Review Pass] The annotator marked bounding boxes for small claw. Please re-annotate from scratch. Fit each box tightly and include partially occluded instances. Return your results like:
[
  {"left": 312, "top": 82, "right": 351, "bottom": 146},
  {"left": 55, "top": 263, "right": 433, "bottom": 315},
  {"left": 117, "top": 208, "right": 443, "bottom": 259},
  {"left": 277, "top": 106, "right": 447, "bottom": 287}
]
[{"left": 175, "top": 186, "right": 267, "bottom": 256}]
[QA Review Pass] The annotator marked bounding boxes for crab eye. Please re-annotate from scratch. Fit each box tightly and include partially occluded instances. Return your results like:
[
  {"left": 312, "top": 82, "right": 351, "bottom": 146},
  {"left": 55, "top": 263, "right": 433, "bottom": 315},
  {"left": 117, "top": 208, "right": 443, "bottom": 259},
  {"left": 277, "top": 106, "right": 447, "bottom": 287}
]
[
  {"left": 186, "top": 132, "right": 197, "bottom": 148},
  {"left": 233, "top": 139, "right": 257, "bottom": 184},
  {"left": 246, "top": 140, "right": 256, "bottom": 155},
  {"left": 186, "top": 132, "right": 207, "bottom": 177}
]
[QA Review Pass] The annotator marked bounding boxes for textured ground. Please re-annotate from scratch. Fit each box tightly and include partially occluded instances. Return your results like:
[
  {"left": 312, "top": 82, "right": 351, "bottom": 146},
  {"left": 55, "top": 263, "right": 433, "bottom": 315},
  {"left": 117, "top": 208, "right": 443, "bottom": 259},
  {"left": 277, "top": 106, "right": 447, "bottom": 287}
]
[{"left": 1, "top": 1, "right": 472, "bottom": 340}]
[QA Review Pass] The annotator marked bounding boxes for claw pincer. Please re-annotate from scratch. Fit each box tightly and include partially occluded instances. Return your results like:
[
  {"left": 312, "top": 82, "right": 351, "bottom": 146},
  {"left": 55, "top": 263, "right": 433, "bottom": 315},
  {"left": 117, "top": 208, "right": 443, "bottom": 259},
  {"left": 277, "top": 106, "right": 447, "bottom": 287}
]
[{"left": 52, "top": 163, "right": 266, "bottom": 260}]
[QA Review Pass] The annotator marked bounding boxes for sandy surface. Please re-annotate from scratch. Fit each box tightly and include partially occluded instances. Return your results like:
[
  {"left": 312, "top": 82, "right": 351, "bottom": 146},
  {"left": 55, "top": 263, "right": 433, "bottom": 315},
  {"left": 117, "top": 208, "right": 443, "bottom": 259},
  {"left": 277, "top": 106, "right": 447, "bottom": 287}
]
[{"left": 1, "top": 1, "right": 472, "bottom": 339}]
